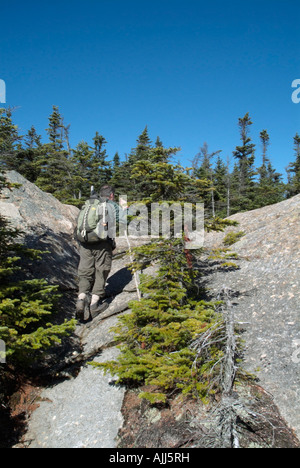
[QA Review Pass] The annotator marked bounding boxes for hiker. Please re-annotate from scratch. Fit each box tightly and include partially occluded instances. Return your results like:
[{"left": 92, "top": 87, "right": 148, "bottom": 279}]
[{"left": 75, "top": 185, "right": 127, "bottom": 322}]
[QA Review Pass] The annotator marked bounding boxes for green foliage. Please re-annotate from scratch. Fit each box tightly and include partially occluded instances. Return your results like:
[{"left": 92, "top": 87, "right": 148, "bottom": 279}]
[
  {"left": 91, "top": 239, "right": 226, "bottom": 403},
  {"left": 0, "top": 108, "right": 20, "bottom": 158},
  {"left": 232, "top": 113, "right": 257, "bottom": 209},
  {"left": 0, "top": 174, "right": 75, "bottom": 364},
  {"left": 208, "top": 248, "right": 239, "bottom": 269},
  {"left": 223, "top": 231, "right": 246, "bottom": 246},
  {"left": 286, "top": 133, "right": 300, "bottom": 196},
  {"left": 90, "top": 135, "right": 242, "bottom": 403},
  {"left": 131, "top": 160, "right": 192, "bottom": 203},
  {"left": 0, "top": 275, "right": 75, "bottom": 362},
  {"left": 0, "top": 107, "right": 297, "bottom": 214},
  {"left": 33, "top": 106, "right": 73, "bottom": 201}
]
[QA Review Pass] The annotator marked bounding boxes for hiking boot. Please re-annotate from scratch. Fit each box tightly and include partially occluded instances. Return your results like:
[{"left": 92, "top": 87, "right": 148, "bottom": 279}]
[
  {"left": 76, "top": 298, "right": 85, "bottom": 320},
  {"left": 90, "top": 300, "right": 109, "bottom": 320},
  {"left": 76, "top": 295, "right": 91, "bottom": 323}
]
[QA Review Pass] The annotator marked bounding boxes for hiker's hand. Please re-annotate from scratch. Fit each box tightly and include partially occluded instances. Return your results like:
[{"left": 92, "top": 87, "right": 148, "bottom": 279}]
[{"left": 119, "top": 197, "right": 128, "bottom": 210}]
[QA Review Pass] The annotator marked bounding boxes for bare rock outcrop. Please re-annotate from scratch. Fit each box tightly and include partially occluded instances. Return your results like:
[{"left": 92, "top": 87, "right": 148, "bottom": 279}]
[
  {"left": 203, "top": 194, "right": 300, "bottom": 439},
  {"left": 2, "top": 172, "right": 299, "bottom": 448},
  {"left": 1, "top": 170, "right": 79, "bottom": 235},
  {"left": 0, "top": 170, "right": 80, "bottom": 293}
]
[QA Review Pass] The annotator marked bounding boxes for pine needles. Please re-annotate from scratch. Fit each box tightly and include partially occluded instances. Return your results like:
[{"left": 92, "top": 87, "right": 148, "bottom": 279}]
[{"left": 92, "top": 239, "right": 228, "bottom": 404}]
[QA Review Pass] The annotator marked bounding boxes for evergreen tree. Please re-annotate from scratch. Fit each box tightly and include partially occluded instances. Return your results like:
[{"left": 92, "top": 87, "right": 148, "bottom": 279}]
[
  {"left": 13, "top": 126, "right": 42, "bottom": 182},
  {"left": 110, "top": 152, "right": 127, "bottom": 196},
  {"left": 70, "top": 141, "right": 95, "bottom": 202},
  {"left": 130, "top": 155, "right": 189, "bottom": 203},
  {"left": 192, "top": 143, "right": 222, "bottom": 217},
  {"left": 92, "top": 139, "right": 238, "bottom": 403},
  {"left": 0, "top": 174, "right": 75, "bottom": 365},
  {"left": 232, "top": 113, "right": 257, "bottom": 211},
  {"left": 61, "top": 119, "right": 71, "bottom": 156},
  {"left": 213, "top": 156, "right": 230, "bottom": 217},
  {"left": 25, "top": 126, "right": 42, "bottom": 149},
  {"left": 230, "top": 163, "right": 242, "bottom": 214},
  {"left": 123, "top": 128, "right": 172, "bottom": 200},
  {"left": 233, "top": 113, "right": 256, "bottom": 190},
  {"left": 151, "top": 137, "right": 175, "bottom": 164},
  {"left": 155, "top": 136, "right": 163, "bottom": 148},
  {"left": 94, "top": 238, "right": 225, "bottom": 404},
  {"left": 0, "top": 108, "right": 21, "bottom": 171},
  {"left": 258, "top": 129, "right": 270, "bottom": 182},
  {"left": 256, "top": 130, "right": 284, "bottom": 207},
  {"left": 45, "top": 105, "right": 64, "bottom": 152},
  {"left": 35, "top": 106, "right": 73, "bottom": 201},
  {"left": 113, "top": 151, "right": 120, "bottom": 169},
  {"left": 92, "top": 132, "right": 112, "bottom": 187},
  {"left": 129, "top": 126, "right": 152, "bottom": 164},
  {"left": 110, "top": 159, "right": 132, "bottom": 198},
  {"left": 286, "top": 133, "right": 300, "bottom": 196}
]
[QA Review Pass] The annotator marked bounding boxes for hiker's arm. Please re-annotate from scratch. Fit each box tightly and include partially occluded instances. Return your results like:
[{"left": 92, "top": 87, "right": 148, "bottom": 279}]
[
  {"left": 108, "top": 200, "right": 128, "bottom": 237},
  {"left": 118, "top": 204, "right": 128, "bottom": 227},
  {"left": 119, "top": 197, "right": 128, "bottom": 210}
]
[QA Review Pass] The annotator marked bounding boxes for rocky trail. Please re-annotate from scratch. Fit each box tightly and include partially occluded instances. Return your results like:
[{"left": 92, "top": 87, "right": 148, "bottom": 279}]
[
  {"left": 1, "top": 172, "right": 300, "bottom": 448},
  {"left": 19, "top": 251, "right": 141, "bottom": 449}
]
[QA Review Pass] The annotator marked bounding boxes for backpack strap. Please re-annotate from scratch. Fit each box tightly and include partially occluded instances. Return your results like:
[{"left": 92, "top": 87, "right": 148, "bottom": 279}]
[
  {"left": 102, "top": 201, "right": 106, "bottom": 226},
  {"left": 80, "top": 202, "right": 91, "bottom": 241}
]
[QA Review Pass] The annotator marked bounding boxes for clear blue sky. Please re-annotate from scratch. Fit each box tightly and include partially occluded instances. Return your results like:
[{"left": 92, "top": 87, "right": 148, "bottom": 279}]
[{"left": 1, "top": 0, "right": 300, "bottom": 179}]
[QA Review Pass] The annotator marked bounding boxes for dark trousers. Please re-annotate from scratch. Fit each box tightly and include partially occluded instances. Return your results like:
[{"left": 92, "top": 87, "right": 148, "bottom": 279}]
[{"left": 78, "top": 241, "right": 113, "bottom": 297}]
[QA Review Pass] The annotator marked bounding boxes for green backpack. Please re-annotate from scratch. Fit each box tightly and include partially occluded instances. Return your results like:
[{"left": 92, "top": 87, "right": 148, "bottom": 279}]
[{"left": 76, "top": 198, "right": 110, "bottom": 243}]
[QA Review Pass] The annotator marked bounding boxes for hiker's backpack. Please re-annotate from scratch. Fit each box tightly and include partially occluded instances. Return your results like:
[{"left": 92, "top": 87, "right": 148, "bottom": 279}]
[{"left": 76, "top": 198, "right": 114, "bottom": 243}]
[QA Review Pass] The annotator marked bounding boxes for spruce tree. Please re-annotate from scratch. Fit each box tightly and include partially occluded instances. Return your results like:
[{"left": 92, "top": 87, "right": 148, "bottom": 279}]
[
  {"left": 93, "top": 181, "right": 235, "bottom": 404},
  {"left": 130, "top": 157, "right": 189, "bottom": 203},
  {"left": 213, "top": 156, "right": 230, "bottom": 217},
  {"left": 126, "top": 129, "right": 176, "bottom": 200},
  {"left": 232, "top": 113, "right": 257, "bottom": 211},
  {"left": 256, "top": 130, "right": 284, "bottom": 207},
  {"left": 92, "top": 132, "right": 112, "bottom": 187},
  {"left": 0, "top": 108, "right": 21, "bottom": 171},
  {"left": 258, "top": 129, "right": 270, "bottom": 182},
  {"left": 93, "top": 238, "right": 225, "bottom": 403},
  {"left": 0, "top": 174, "right": 75, "bottom": 365},
  {"left": 110, "top": 152, "right": 127, "bottom": 196},
  {"left": 45, "top": 105, "right": 64, "bottom": 152},
  {"left": 91, "top": 127, "right": 240, "bottom": 403},
  {"left": 13, "top": 126, "right": 42, "bottom": 182},
  {"left": 70, "top": 141, "right": 95, "bottom": 202},
  {"left": 155, "top": 136, "right": 163, "bottom": 148},
  {"left": 286, "top": 133, "right": 300, "bottom": 196},
  {"left": 25, "top": 126, "right": 42, "bottom": 149},
  {"left": 129, "top": 126, "right": 152, "bottom": 164},
  {"left": 35, "top": 106, "right": 73, "bottom": 202},
  {"left": 113, "top": 151, "right": 120, "bottom": 170},
  {"left": 192, "top": 143, "right": 222, "bottom": 217}
]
